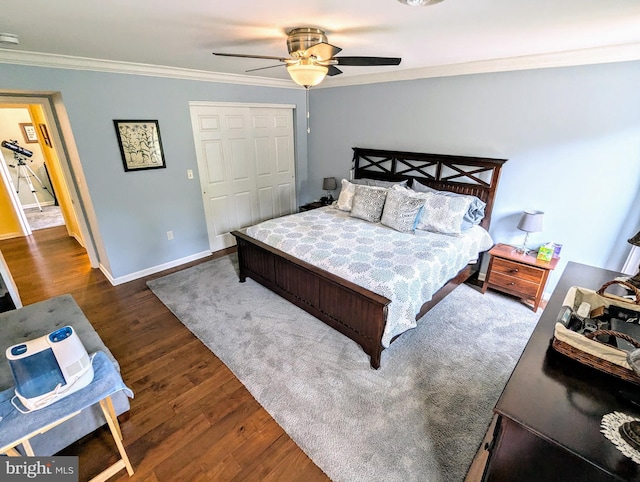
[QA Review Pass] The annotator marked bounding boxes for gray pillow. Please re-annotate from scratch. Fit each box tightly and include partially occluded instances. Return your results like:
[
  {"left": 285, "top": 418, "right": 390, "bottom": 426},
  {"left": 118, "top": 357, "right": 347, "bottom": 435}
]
[
  {"left": 381, "top": 188, "right": 426, "bottom": 234},
  {"left": 350, "top": 185, "right": 388, "bottom": 223},
  {"left": 350, "top": 178, "right": 369, "bottom": 186},
  {"left": 352, "top": 178, "right": 408, "bottom": 188},
  {"left": 412, "top": 179, "right": 486, "bottom": 229},
  {"left": 411, "top": 179, "right": 437, "bottom": 192}
]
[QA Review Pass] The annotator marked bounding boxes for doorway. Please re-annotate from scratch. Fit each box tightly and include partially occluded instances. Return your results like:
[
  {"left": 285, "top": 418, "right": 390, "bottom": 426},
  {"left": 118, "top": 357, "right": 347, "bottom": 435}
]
[
  {"left": 0, "top": 106, "right": 63, "bottom": 233},
  {"left": 0, "top": 93, "right": 100, "bottom": 272}
]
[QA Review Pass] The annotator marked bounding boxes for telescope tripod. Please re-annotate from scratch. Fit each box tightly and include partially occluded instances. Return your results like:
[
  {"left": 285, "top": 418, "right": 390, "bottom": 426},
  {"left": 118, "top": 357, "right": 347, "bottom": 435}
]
[{"left": 9, "top": 155, "right": 53, "bottom": 212}]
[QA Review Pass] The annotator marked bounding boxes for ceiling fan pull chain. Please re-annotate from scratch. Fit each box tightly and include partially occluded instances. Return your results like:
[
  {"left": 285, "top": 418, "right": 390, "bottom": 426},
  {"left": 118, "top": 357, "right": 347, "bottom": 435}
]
[{"left": 306, "top": 86, "right": 311, "bottom": 134}]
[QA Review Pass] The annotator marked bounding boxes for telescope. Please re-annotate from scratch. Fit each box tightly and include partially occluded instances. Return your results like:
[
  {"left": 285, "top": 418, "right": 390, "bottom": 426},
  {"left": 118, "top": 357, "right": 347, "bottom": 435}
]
[{"left": 1, "top": 140, "right": 33, "bottom": 158}]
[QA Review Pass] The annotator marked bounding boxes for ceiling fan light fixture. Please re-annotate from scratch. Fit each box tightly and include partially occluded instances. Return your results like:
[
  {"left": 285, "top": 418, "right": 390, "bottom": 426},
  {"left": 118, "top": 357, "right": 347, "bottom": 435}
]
[
  {"left": 397, "top": 0, "right": 443, "bottom": 6},
  {"left": 286, "top": 62, "right": 328, "bottom": 87}
]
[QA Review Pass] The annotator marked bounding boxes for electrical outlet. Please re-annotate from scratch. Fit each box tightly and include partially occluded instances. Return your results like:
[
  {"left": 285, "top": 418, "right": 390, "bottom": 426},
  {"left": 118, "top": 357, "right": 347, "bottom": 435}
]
[
  {"left": 187, "top": 169, "right": 194, "bottom": 179},
  {"left": 166, "top": 230, "right": 174, "bottom": 240}
]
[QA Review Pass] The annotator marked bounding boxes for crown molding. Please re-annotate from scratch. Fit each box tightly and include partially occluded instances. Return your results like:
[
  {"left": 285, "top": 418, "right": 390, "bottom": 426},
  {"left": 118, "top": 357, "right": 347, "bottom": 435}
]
[
  {"left": 0, "top": 48, "right": 294, "bottom": 89},
  {"left": 319, "top": 42, "right": 640, "bottom": 88},
  {"left": 1, "top": 42, "right": 639, "bottom": 90}
]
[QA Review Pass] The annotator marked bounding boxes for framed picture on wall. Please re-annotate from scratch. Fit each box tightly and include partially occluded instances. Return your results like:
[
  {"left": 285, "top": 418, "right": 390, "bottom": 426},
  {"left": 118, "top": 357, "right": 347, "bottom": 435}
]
[
  {"left": 19, "top": 123, "right": 38, "bottom": 144},
  {"left": 113, "top": 119, "right": 166, "bottom": 172},
  {"left": 39, "top": 123, "right": 52, "bottom": 147}
]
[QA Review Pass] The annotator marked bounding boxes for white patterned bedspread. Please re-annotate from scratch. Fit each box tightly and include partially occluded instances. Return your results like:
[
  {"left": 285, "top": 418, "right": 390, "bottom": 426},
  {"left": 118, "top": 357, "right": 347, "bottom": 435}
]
[{"left": 246, "top": 206, "right": 493, "bottom": 346}]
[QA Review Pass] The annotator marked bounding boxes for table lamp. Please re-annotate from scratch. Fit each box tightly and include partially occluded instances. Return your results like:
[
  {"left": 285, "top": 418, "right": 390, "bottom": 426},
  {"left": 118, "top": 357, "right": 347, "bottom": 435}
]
[
  {"left": 627, "top": 230, "right": 640, "bottom": 289},
  {"left": 516, "top": 210, "right": 544, "bottom": 254},
  {"left": 322, "top": 177, "right": 337, "bottom": 204}
]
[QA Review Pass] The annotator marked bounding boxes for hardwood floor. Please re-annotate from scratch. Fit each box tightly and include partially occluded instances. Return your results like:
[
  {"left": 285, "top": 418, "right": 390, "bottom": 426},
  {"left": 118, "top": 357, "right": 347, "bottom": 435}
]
[
  {"left": 1, "top": 226, "right": 492, "bottom": 481},
  {"left": 0, "top": 226, "right": 329, "bottom": 481}
]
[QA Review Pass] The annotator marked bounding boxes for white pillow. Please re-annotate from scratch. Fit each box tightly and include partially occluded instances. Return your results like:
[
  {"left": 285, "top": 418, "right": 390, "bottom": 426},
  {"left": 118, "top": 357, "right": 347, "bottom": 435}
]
[
  {"left": 412, "top": 180, "right": 486, "bottom": 229},
  {"left": 414, "top": 191, "right": 473, "bottom": 235},
  {"left": 336, "top": 179, "right": 356, "bottom": 211}
]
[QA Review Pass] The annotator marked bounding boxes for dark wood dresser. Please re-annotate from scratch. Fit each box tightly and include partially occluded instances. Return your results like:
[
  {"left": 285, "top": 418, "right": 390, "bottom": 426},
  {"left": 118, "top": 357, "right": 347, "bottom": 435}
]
[{"left": 483, "top": 261, "right": 640, "bottom": 482}]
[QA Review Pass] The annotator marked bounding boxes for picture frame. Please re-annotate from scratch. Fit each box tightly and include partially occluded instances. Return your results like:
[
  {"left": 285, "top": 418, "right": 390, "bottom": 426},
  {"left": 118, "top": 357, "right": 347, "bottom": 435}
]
[
  {"left": 39, "top": 123, "right": 52, "bottom": 147},
  {"left": 113, "top": 120, "right": 166, "bottom": 172},
  {"left": 19, "top": 123, "right": 38, "bottom": 144}
]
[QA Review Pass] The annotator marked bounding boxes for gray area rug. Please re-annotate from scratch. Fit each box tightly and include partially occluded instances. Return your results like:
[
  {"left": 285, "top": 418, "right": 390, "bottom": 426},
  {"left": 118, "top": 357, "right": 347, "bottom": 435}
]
[
  {"left": 147, "top": 254, "right": 540, "bottom": 481},
  {"left": 24, "top": 205, "right": 65, "bottom": 230}
]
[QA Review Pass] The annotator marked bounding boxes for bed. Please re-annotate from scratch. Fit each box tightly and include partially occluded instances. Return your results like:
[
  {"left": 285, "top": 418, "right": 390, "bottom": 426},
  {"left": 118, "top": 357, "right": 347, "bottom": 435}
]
[{"left": 231, "top": 147, "right": 507, "bottom": 368}]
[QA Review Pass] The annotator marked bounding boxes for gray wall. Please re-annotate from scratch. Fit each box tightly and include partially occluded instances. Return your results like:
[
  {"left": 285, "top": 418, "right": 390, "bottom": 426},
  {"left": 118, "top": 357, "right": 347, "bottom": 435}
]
[
  {"left": 2, "top": 60, "right": 640, "bottom": 292},
  {"left": 0, "top": 64, "right": 307, "bottom": 280},
  {"left": 307, "top": 61, "right": 640, "bottom": 292}
]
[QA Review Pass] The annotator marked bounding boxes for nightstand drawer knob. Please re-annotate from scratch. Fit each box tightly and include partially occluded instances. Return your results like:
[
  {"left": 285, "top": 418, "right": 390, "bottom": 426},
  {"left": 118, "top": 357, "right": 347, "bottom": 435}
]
[
  {"left": 509, "top": 268, "right": 519, "bottom": 273},
  {"left": 508, "top": 282, "right": 515, "bottom": 286}
]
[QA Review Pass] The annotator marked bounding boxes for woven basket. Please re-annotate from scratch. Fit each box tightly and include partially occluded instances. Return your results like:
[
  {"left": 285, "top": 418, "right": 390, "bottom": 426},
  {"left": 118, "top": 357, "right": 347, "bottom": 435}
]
[{"left": 551, "top": 280, "right": 640, "bottom": 386}]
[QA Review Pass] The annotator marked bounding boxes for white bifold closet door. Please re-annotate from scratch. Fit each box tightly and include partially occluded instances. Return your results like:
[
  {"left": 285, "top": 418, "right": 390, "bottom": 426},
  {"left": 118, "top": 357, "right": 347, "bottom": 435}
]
[{"left": 189, "top": 103, "right": 296, "bottom": 252}]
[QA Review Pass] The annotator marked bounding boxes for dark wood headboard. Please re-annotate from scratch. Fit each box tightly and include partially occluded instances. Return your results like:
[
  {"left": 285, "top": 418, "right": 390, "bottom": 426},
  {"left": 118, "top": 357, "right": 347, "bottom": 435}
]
[{"left": 351, "top": 147, "right": 507, "bottom": 230}]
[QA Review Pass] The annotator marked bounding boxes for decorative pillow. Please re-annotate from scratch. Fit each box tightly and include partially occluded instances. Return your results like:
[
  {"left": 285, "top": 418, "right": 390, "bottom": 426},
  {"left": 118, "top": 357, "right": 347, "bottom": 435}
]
[
  {"left": 411, "top": 179, "right": 437, "bottom": 193},
  {"left": 336, "top": 179, "right": 356, "bottom": 211},
  {"left": 380, "top": 188, "right": 426, "bottom": 234},
  {"left": 350, "top": 178, "right": 369, "bottom": 186},
  {"left": 350, "top": 185, "right": 388, "bottom": 223},
  {"left": 414, "top": 191, "right": 474, "bottom": 235},
  {"left": 411, "top": 179, "right": 486, "bottom": 229},
  {"left": 457, "top": 196, "right": 486, "bottom": 228},
  {"left": 352, "top": 178, "right": 408, "bottom": 188}
]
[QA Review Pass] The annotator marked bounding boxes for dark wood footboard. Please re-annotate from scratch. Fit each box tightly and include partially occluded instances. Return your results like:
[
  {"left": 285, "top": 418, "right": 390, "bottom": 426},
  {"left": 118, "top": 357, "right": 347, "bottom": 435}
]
[{"left": 232, "top": 229, "right": 391, "bottom": 368}]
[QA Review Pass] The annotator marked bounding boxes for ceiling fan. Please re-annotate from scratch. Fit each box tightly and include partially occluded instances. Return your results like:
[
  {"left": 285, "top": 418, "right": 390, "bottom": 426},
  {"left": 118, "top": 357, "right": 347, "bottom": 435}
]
[{"left": 213, "top": 27, "right": 401, "bottom": 88}]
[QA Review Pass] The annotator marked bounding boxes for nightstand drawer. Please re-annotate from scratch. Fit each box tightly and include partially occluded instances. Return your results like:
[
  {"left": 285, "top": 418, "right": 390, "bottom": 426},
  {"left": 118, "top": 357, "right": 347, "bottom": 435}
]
[
  {"left": 489, "top": 272, "right": 540, "bottom": 298},
  {"left": 492, "top": 258, "right": 545, "bottom": 284}
]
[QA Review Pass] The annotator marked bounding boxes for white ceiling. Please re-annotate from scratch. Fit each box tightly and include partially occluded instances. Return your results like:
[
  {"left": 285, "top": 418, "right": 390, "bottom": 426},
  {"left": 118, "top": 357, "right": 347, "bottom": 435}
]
[{"left": 2, "top": 0, "right": 640, "bottom": 87}]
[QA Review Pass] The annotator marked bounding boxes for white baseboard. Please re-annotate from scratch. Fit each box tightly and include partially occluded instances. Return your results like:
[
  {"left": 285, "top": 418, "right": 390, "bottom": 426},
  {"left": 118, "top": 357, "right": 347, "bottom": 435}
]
[
  {"left": 0, "top": 231, "right": 24, "bottom": 240},
  {"left": 100, "top": 250, "right": 212, "bottom": 286},
  {"left": 21, "top": 200, "right": 56, "bottom": 210}
]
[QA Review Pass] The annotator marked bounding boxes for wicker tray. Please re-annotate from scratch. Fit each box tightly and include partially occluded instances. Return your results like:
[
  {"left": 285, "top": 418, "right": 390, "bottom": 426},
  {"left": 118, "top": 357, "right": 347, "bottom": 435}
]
[{"left": 551, "top": 280, "right": 640, "bottom": 386}]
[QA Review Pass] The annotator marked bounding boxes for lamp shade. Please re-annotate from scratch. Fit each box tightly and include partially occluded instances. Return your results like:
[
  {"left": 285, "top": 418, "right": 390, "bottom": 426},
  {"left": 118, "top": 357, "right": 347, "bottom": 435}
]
[
  {"left": 322, "top": 177, "right": 337, "bottom": 191},
  {"left": 517, "top": 210, "right": 544, "bottom": 233},
  {"left": 398, "top": 0, "right": 444, "bottom": 5},
  {"left": 629, "top": 230, "right": 640, "bottom": 247},
  {"left": 287, "top": 62, "right": 328, "bottom": 87}
]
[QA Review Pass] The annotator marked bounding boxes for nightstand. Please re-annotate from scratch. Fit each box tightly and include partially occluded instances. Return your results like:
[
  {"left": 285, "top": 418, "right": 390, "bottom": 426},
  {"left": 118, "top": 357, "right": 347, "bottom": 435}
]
[
  {"left": 481, "top": 243, "right": 559, "bottom": 311},
  {"left": 299, "top": 201, "right": 325, "bottom": 212}
]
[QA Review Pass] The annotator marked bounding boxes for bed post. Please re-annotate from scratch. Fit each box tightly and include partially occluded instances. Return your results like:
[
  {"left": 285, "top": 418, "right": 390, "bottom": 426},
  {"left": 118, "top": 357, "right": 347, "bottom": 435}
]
[{"left": 236, "top": 237, "right": 247, "bottom": 283}]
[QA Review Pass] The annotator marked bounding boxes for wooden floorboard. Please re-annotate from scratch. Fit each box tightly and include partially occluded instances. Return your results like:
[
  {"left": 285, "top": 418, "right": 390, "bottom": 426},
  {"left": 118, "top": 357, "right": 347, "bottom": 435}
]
[
  {"left": 0, "top": 226, "right": 490, "bottom": 481},
  {"left": 0, "top": 226, "right": 329, "bottom": 482}
]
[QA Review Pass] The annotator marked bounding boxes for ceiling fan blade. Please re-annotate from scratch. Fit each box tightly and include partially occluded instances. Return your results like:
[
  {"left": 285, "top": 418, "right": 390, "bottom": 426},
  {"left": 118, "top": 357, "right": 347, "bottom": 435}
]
[
  {"left": 334, "top": 56, "right": 402, "bottom": 66},
  {"left": 213, "top": 52, "right": 289, "bottom": 62},
  {"left": 327, "top": 65, "right": 343, "bottom": 77},
  {"left": 304, "top": 42, "right": 342, "bottom": 60},
  {"left": 245, "top": 64, "right": 286, "bottom": 73}
]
